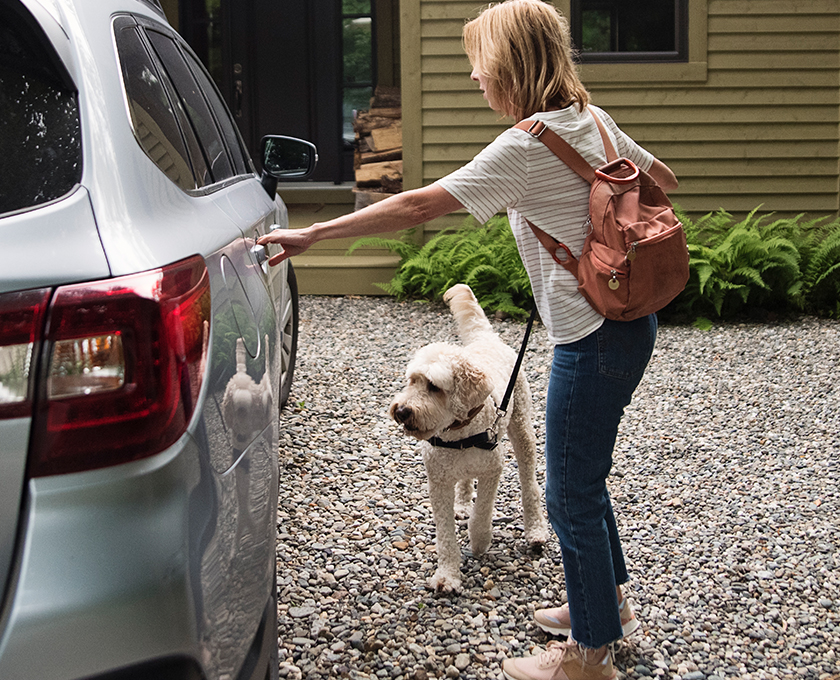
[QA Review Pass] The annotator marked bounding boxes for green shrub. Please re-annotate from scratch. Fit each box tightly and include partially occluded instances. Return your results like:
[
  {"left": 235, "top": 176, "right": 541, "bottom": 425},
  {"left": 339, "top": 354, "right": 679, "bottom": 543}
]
[
  {"left": 671, "top": 207, "right": 802, "bottom": 318},
  {"left": 670, "top": 207, "right": 840, "bottom": 320},
  {"left": 347, "top": 216, "right": 533, "bottom": 318}
]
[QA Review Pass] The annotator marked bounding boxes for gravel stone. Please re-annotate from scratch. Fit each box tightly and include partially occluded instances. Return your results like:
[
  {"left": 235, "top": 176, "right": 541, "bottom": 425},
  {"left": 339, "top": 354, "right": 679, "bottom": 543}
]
[{"left": 276, "top": 296, "right": 840, "bottom": 679}]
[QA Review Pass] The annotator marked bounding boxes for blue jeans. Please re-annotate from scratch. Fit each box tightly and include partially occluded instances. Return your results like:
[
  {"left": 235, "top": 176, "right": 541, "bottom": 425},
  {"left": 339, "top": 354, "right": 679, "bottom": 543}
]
[{"left": 544, "top": 314, "right": 657, "bottom": 649}]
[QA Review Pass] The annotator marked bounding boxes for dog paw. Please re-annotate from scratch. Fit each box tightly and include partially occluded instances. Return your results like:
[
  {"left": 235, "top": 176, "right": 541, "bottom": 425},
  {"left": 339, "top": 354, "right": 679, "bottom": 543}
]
[
  {"left": 427, "top": 571, "right": 462, "bottom": 595},
  {"left": 454, "top": 503, "right": 472, "bottom": 520},
  {"left": 525, "top": 525, "right": 550, "bottom": 547}
]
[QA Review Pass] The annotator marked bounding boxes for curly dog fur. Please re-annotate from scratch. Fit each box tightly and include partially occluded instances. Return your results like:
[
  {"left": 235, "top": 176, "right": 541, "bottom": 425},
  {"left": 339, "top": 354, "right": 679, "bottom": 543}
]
[{"left": 390, "top": 284, "right": 548, "bottom": 593}]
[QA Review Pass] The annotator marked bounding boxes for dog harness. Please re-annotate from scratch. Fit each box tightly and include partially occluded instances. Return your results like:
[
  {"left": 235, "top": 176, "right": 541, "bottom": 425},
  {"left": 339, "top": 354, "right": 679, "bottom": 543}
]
[{"left": 428, "top": 430, "right": 499, "bottom": 450}]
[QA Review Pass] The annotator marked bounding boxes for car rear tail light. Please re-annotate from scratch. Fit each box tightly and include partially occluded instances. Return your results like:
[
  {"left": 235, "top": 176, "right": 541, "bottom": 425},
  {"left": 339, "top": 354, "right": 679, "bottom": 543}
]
[
  {"left": 29, "top": 255, "right": 211, "bottom": 477},
  {"left": 48, "top": 333, "right": 126, "bottom": 399},
  {"left": 0, "top": 289, "right": 52, "bottom": 419}
]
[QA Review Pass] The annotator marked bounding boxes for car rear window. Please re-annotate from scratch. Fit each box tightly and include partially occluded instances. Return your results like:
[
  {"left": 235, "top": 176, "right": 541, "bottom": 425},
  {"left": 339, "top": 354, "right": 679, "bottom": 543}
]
[{"left": 0, "top": 3, "right": 82, "bottom": 216}]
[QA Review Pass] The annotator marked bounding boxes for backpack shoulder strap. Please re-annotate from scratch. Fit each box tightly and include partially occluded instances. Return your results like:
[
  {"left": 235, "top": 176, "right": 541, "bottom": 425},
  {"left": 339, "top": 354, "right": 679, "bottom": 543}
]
[
  {"left": 513, "top": 108, "right": 618, "bottom": 183},
  {"left": 513, "top": 119, "right": 595, "bottom": 183},
  {"left": 588, "top": 109, "right": 618, "bottom": 163}
]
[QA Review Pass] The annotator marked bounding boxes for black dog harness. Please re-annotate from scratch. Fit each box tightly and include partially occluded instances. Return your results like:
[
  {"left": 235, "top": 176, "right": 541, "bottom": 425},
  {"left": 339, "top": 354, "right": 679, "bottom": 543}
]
[
  {"left": 428, "top": 430, "right": 499, "bottom": 450},
  {"left": 425, "top": 303, "right": 537, "bottom": 452}
]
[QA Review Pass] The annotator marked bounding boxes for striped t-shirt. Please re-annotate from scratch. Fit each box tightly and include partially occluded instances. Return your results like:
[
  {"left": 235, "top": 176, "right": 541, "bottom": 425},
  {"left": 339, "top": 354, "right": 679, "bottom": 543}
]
[{"left": 436, "top": 105, "right": 654, "bottom": 345}]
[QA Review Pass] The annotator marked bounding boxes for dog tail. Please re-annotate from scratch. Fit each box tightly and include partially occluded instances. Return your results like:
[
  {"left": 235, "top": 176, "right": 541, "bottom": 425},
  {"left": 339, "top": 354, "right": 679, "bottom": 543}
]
[{"left": 443, "top": 284, "right": 494, "bottom": 343}]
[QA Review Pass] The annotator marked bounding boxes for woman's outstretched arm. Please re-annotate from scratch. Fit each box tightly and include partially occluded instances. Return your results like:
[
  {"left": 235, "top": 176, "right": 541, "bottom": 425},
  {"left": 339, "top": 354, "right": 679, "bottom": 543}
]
[{"left": 257, "top": 184, "right": 464, "bottom": 266}]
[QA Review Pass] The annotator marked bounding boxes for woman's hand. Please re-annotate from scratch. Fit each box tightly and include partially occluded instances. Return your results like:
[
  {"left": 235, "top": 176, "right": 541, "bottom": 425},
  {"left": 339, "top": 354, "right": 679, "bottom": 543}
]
[{"left": 257, "top": 227, "right": 315, "bottom": 266}]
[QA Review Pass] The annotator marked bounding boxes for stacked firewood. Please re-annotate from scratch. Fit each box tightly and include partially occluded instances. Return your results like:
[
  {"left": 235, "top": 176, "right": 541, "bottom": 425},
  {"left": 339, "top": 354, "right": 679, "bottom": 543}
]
[{"left": 353, "top": 86, "right": 402, "bottom": 210}]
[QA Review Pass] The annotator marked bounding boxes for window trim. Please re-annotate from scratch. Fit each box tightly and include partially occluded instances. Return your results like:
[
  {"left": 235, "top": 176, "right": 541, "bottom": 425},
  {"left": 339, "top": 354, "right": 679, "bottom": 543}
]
[{"left": 553, "top": 0, "right": 708, "bottom": 84}]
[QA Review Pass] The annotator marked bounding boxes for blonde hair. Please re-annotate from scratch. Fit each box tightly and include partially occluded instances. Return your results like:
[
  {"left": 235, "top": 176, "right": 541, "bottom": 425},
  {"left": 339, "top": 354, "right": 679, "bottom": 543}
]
[{"left": 463, "top": 0, "right": 590, "bottom": 120}]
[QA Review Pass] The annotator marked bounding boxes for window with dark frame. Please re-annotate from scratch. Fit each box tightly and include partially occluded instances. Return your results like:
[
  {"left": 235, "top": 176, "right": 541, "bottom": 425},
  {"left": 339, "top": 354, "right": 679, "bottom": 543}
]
[
  {"left": 570, "top": 0, "right": 688, "bottom": 63},
  {"left": 146, "top": 28, "right": 234, "bottom": 183}
]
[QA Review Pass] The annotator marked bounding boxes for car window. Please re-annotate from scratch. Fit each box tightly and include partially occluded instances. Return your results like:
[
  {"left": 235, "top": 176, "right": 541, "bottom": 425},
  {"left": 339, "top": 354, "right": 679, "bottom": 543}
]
[
  {"left": 0, "top": 4, "right": 81, "bottom": 215},
  {"left": 182, "top": 50, "right": 250, "bottom": 176},
  {"left": 115, "top": 24, "right": 196, "bottom": 191},
  {"left": 145, "top": 29, "right": 235, "bottom": 183}
]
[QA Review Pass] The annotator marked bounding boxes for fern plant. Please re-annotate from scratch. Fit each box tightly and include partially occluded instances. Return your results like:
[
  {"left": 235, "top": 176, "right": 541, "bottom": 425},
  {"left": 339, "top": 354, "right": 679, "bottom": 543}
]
[
  {"left": 673, "top": 207, "right": 804, "bottom": 318},
  {"left": 795, "top": 215, "right": 840, "bottom": 318},
  {"left": 348, "top": 216, "right": 533, "bottom": 318}
]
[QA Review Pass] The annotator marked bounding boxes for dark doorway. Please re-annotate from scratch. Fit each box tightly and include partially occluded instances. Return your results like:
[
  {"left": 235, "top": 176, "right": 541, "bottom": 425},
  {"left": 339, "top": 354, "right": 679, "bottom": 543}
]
[
  {"left": 168, "top": 0, "right": 393, "bottom": 183},
  {"left": 176, "top": 0, "right": 257, "bottom": 153}
]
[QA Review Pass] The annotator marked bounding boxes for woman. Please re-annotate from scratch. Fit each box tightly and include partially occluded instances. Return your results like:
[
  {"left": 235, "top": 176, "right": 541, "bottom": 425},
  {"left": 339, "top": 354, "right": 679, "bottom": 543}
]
[{"left": 258, "top": 2, "right": 677, "bottom": 678}]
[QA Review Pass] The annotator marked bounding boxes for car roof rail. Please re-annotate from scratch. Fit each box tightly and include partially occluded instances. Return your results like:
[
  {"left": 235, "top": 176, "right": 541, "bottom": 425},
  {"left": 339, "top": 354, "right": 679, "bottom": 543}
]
[{"left": 137, "top": 0, "right": 166, "bottom": 19}]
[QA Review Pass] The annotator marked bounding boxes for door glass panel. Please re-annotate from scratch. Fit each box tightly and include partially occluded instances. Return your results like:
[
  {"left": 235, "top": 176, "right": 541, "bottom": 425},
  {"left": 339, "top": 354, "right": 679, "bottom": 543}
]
[
  {"left": 146, "top": 29, "right": 233, "bottom": 182},
  {"left": 342, "top": 1, "right": 373, "bottom": 144},
  {"left": 116, "top": 26, "right": 196, "bottom": 191},
  {"left": 204, "top": 0, "right": 223, "bottom": 86},
  {"left": 180, "top": 0, "right": 223, "bottom": 86}
]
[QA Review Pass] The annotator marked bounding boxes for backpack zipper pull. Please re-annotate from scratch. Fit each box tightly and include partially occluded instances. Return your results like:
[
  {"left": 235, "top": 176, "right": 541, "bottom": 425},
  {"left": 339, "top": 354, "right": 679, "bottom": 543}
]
[
  {"left": 626, "top": 242, "right": 638, "bottom": 263},
  {"left": 608, "top": 270, "right": 620, "bottom": 290}
]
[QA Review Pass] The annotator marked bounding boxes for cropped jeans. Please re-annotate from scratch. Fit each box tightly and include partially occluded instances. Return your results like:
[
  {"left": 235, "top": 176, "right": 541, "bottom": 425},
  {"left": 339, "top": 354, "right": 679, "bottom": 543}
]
[{"left": 544, "top": 314, "right": 657, "bottom": 649}]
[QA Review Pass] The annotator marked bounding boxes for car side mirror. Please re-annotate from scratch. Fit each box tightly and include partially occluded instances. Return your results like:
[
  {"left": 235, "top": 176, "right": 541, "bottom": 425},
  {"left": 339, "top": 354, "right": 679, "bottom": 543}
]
[{"left": 260, "top": 135, "right": 318, "bottom": 197}]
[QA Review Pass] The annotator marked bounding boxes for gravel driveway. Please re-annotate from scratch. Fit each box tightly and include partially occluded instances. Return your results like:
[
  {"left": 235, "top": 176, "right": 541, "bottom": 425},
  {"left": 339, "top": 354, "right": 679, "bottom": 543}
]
[{"left": 275, "top": 295, "right": 839, "bottom": 680}]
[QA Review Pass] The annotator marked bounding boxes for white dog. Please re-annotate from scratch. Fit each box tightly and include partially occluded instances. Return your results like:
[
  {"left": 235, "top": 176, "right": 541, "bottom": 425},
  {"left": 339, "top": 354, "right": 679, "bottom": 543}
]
[{"left": 390, "top": 284, "right": 549, "bottom": 593}]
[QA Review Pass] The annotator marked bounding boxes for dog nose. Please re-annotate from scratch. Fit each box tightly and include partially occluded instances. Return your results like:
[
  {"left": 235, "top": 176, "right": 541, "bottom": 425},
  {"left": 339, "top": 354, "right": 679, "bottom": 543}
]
[{"left": 393, "top": 405, "right": 412, "bottom": 424}]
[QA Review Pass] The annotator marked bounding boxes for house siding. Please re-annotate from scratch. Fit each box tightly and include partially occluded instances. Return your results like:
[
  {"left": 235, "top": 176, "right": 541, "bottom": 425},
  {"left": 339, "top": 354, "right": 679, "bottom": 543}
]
[{"left": 405, "top": 0, "right": 840, "bottom": 240}]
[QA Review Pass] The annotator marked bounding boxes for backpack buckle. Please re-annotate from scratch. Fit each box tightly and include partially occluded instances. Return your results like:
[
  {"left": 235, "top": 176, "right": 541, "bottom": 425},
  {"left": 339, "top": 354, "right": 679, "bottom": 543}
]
[{"left": 526, "top": 120, "right": 546, "bottom": 138}]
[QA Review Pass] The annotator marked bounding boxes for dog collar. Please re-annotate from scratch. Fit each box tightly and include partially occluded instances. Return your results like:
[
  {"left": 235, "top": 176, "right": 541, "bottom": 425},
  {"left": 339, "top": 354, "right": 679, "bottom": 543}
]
[
  {"left": 445, "top": 403, "right": 484, "bottom": 431},
  {"left": 428, "top": 430, "right": 499, "bottom": 451}
]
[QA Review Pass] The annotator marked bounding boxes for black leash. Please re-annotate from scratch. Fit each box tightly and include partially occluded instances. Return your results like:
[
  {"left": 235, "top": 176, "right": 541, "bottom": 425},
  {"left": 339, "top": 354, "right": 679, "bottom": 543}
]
[
  {"left": 428, "top": 301, "right": 538, "bottom": 451},
  {"left": 497, "top": 301, "right": 538, "bottom": 419}
]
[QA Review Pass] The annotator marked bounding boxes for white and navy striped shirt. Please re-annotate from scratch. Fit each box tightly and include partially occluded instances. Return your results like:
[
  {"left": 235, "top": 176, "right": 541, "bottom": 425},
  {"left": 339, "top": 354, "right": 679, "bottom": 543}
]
[{"left": 436, "top": 105, "right": 654, "bottom": 345}]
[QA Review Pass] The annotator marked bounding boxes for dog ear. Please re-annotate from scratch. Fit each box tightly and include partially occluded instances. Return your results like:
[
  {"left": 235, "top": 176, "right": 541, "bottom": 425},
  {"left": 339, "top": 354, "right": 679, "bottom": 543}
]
[
  {"left": 421, "top": 359, "right": 456, "bottom": 394},
  {"left": 449, "top": 353, "right": 493, "bottom": 418}
]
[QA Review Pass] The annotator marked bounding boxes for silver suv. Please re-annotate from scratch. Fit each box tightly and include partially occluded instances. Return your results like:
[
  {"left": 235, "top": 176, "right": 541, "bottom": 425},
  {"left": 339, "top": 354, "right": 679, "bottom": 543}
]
[{"left": 0, "top": 1, "right": 316, "bottom": 678}]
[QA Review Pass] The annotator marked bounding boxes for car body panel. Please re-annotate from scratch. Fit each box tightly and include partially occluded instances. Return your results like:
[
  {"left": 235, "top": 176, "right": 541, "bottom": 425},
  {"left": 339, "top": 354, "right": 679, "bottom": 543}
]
[
  {"left": 0, "top": 245, "right": 280, "bottom": 680},
  {"left": 0, "top": 419, "right": 29, "bottom": 615},
  {"left": 0, "top": 187, "right": 110, "bottom": 295},
  {"left": 0, "top": 425, "right": 278, "bottom": 680}
]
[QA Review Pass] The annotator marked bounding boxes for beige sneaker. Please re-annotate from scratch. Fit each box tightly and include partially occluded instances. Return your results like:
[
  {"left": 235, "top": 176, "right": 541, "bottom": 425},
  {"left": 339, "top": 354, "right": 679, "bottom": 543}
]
[
  {"left": 502, "top": 640, "right": 616, "bottom": 680},
  {"left": 533, "top": 598, "right": 640, "bottom": 637}
]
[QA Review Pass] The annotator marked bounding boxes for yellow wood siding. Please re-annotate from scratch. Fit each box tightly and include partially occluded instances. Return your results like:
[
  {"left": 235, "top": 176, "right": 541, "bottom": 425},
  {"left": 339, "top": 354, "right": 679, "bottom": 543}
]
[{"left": 403, "top": 0, "right": 840, "bottom": 231}]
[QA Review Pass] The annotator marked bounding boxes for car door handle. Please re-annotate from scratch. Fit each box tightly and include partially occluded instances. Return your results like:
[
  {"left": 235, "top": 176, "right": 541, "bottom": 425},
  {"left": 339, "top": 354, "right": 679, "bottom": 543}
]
[{"left": 251, "top": 244, "right": 268, "bottom": 265}]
